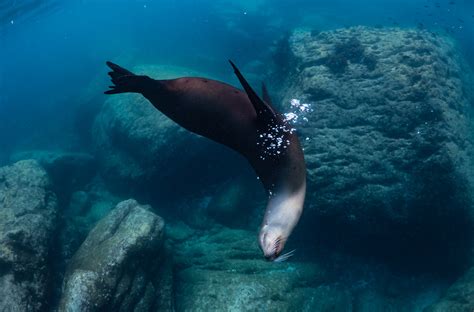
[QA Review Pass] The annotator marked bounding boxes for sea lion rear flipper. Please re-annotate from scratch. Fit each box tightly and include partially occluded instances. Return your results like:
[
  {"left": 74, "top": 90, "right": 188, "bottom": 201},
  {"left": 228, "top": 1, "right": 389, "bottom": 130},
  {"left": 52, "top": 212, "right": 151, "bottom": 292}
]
[
  {"left": 104, "top": 61, "right": 150, "bottom": 95},
  {"left": 229, "top": 60, "right": 277, "bottom": 123}
]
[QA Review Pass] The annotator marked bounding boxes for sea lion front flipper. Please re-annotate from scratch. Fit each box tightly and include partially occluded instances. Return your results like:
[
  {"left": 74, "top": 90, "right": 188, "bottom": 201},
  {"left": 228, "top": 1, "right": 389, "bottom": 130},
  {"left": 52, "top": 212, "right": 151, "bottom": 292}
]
[
  {"left": 105, "top": 61, "right": 151, "bottom": 95},
  {"left": 229, "top": 60, "right": 277, "bottom": 123},
  {"left": 107, "top": 61, "right": 135, "bottom": 76},
  {"left": 261, "top": 82, "right": 273, "bottom": 106}
]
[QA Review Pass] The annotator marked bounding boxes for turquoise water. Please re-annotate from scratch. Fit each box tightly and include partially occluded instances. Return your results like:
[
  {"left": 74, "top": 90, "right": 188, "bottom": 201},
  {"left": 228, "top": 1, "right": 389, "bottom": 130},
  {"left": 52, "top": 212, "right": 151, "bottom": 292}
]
[
  {"left": 0, "top": 1, "right": 473, "bottom": 153},
  {"left": 1, "top": 1, "right": 474, "bottom": 311}
]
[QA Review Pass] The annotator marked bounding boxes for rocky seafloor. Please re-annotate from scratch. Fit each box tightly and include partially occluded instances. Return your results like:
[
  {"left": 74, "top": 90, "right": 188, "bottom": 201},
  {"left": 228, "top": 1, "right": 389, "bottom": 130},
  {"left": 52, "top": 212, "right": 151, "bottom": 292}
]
[{"left": 1, "top": 26, "right": 474, "bottom": 311}]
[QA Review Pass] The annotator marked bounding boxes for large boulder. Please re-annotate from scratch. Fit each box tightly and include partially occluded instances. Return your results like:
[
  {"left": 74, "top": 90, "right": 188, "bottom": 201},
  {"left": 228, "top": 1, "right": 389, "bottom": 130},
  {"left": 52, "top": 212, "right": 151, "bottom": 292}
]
[
  {"left": 0, "top": 160, "right": 58, "bottom": 311},
  {"left": 59, "top": 199, "right": 171, "bottom": 311},
  {"left": 277, "top": 27, "right": 474, "bottom": 268},
  {"left": 92, "top": 65, "right": 244, "bottom": 201}
]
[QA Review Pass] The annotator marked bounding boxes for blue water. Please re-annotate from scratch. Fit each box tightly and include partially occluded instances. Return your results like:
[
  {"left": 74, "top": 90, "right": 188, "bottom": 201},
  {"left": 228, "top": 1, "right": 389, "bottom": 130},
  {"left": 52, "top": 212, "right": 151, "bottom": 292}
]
[
  {"left": 1, "top": 0, "right": 473, "bottom": 155},
  {"left": 1, "top": 0, "right": 474, "bottom": 311}
]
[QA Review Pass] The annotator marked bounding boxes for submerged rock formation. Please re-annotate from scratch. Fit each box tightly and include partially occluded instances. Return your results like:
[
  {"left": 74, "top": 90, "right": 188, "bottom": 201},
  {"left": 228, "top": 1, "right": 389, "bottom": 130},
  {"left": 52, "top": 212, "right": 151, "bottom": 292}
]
[
  {"left": 92, "top": 65, "right": 243, "bottom": 201},
  {"left": 276, "top": 27, "right": 473, "bottom": 269},
  {"left": 0, "top": 160, "right": 58, "bottom": 311},
  {"left": 59, "top": 199, "right": 171, "bottom": 311}
]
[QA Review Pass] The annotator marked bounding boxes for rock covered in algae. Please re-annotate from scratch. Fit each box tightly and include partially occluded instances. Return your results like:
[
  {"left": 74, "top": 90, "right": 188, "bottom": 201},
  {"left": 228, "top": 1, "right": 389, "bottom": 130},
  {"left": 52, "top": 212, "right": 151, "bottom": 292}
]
[
  {"left": 0, "top": 160, "right": 58, "bottom": 311},
  {"left": 277, "top": 27, "right": 473, "bottom": 267},
  {"left": 59, "top": 199, "right": 172, "bottom": 311}
]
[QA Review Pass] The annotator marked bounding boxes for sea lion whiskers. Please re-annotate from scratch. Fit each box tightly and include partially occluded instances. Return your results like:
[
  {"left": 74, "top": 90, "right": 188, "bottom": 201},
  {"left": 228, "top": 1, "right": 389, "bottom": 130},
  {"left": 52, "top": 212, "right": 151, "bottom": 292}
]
[
  {"left": 273, "top": 236, "right": 282, "bottom": 253},
  {"left": 273, "top": 249, "right": 296, "bottom": 263}
]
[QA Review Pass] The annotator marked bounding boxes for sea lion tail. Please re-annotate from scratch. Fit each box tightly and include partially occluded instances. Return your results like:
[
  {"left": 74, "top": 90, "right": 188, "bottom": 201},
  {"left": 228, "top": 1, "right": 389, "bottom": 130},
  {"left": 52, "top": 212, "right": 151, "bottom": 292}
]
[{"left": 104, "top": 61, "right": 148, "bottom": 95}]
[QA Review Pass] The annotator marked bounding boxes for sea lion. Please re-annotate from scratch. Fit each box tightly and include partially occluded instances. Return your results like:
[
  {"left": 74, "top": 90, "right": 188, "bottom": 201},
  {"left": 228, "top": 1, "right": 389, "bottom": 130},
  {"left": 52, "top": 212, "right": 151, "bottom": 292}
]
[{"left": 105, "top": 61, "right": 306, "bottom": 261}]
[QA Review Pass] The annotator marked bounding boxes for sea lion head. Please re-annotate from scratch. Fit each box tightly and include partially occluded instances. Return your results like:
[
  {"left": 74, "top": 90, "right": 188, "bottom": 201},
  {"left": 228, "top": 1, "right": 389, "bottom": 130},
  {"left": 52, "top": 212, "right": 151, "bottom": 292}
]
[
  {"left": 259, "top": 224, "right": 289, "bottom": 261},
  {"left": 257, "top": 185, "right": 306, "bottom": 262}
]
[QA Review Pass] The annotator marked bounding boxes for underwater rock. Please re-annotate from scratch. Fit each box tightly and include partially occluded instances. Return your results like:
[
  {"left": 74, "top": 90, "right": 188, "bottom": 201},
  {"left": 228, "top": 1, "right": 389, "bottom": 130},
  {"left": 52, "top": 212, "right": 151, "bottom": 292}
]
[
  {"left": 10, "top": 150, "right": 97, "bottom": 197},
  {"left": 425, "top": 266, "right": 474, "bottom": 311},
  {"left": 169, "top": 221, "right": 446, "bottom": 311},
  {"left": 171, "top": 225, "right": 343, "bottom": 311},
  {"left": 278, "top": 27, "right": 474, "bottom": 269},
  {"left": 0, "top": 160, "right": 58, "bottom": 311},
  {"left": 92, "top": 64, "right": 242, "bottom": 201},
  {"left": 59, "top": 199, "right": 171, "bottom": 311}
]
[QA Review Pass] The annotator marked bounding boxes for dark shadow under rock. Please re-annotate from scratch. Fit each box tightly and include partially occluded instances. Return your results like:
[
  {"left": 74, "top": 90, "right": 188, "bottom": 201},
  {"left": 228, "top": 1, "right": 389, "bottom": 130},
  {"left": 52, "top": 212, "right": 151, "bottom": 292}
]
[
  {"left": 0, "top": 160, "right": 58, "bottom": 311},
  {"left": 58, "top": 199, "right": 171, "bottom": 311}
]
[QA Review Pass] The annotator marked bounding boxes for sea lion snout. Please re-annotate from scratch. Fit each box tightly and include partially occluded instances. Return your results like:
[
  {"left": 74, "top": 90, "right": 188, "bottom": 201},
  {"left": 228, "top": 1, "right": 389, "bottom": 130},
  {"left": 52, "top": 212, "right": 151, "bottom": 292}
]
[{"left": 259, "top": 226, "right": 285, "bottom": 261}]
